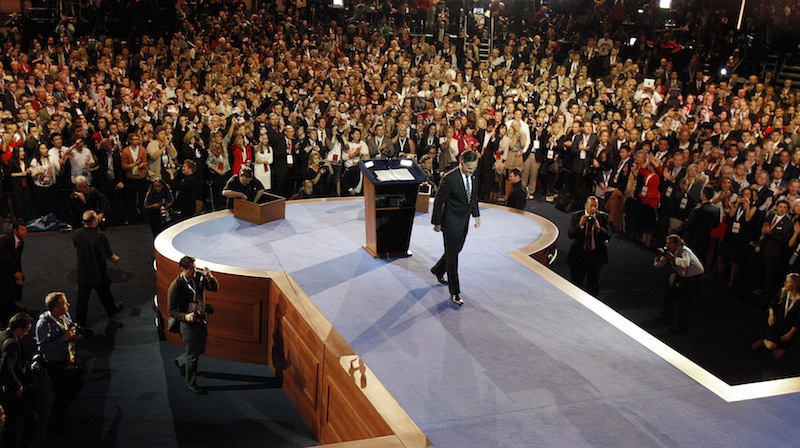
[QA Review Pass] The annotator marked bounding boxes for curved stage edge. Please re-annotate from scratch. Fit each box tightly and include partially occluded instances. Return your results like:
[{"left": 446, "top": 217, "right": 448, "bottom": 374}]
[{"left": 154, "top": 198, "right": 558, "bottom": 447}]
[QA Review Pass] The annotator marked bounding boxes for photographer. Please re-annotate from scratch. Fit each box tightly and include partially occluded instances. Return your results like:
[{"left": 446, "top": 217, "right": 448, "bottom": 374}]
[
  {"left": 654, "top": 235, "right": 705, "bottom": 334},
  {"left": 168, "top": 256, "right": 218, "bottom": 394},
  {"left": 35, "top": 292, "right": 85, "bottom": 423},
  {"left": 0, "top": 312, "right": 37, "bottom": 448},
  {"left": 567, "top": 196, "right": 612, "bottom": 296}
]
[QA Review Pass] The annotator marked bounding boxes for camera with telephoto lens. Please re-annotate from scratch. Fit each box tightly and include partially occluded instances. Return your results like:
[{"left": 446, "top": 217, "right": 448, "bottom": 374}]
[
  {"left": 656, "top": 246, "right": 669, "bottom": 256},
  {"left": 69, "top": 323, "right": 94, "bottom": 338}
]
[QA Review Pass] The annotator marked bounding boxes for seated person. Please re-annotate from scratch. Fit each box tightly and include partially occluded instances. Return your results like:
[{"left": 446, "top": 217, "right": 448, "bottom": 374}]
[
  {"left": 752, "top": 273, "right": 800, "bottom": 359},
  {"left": 221, "top": 166, "right": 266, "bottom": 208},
  {"left": 291, "top": 180, "right": 315, "bottom": 200}
]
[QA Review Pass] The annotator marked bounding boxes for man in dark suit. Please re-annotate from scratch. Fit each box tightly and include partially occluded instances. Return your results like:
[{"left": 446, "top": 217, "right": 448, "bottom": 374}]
[
  {"left": 167, "top": 255, "right": 219, "bottom": 394},
  {"left": 680, "top": 185, "right": 721, "bottom": 264},
  {"left": 568, "top": 121, "right": 598, "bottom": 202},
  {"left": 431, "top": 150, "right": 481, "bottom": 306},
  {"left": 0, "top": 312, "right": 36, "bottom": 448},
  {"left": 0, "top": 220, "right": 27, "bottom": 324},
  {"left": 761, "top": 199, "right": 794, "bottom": 298},
  {"left": 567, "top": 196, "right": 612, "bottom": 296}
]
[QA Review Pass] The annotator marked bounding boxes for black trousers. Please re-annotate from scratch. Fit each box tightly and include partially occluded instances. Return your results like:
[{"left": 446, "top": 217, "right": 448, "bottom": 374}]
[
  {"left": 570, "top": 254, "right": 603, "bottom": 296},
  {"left": 663, "top": 275, "right": 700, "bottom": 329},
  {"left": 76, "top": 280, "right": 117, "bottom": 326},
  {"left": 2, "top": 389, "right": 38, "bottom": 448},
  {"left": 177, "top": 322, "right": 207, "bottom": 387},
  {"left": 45, "top": 362, "right": 83, "bottom": 418},
  {"left": 432, "top": 228, "right": 468, "bottom": 296}
]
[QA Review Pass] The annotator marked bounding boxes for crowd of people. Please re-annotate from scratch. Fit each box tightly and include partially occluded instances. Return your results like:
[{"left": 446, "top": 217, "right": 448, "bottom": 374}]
[{"left": 0, "top": 0, "right": 799, "bottom": 442}]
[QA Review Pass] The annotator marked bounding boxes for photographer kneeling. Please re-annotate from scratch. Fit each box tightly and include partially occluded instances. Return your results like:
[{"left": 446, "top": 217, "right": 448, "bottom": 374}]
[
  {"left": 168, "top": 256, "right": 218, "bottom": 394},
  {"left": 654, "top": 234, "right": 705, "bottom": 334},
  {"left": 35, "top": 292, "right": 85, "bottom": 424}
]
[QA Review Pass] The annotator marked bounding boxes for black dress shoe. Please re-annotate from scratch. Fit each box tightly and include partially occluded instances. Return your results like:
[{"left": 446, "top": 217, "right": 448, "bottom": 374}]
[
  {"left": 109, "top": 302, "right": 124, "bottom": 318},
  {"left": 186, "top": 384, "right": 207, "bottom": 395},
  {"left": 174, "top": 358, "right": 186, "bottom": 377},
  {"left": 450, "top": 294, "right": 464, "bottom": 306},
  {"left": 430, "top": 268, "right": 448, "bottom": 285}
]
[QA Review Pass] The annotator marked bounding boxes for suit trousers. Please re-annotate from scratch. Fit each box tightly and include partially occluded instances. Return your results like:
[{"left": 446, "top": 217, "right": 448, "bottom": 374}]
[
  {"left": 432, "top": 228, "right": 468, "bottom": 296},
  {"left": 521, "top": 156, "right": 541, "bottom": 196},
  {"left": 178, "top": 321, "right": 207, "bottom": 387},
  {"left": 569, "top": 251, "right": 603, "bottom": 296},
  {"left": 663, "top": 276, "right": 700, "bottom": 330},
  {"left": 76, "top": 281, "right": 117, "bottom": 326}
]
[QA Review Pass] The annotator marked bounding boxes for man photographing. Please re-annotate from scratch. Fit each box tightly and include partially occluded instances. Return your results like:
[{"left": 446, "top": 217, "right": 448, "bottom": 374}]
[
  {"left": 168, "top": 256, "right": 218, "bottom": 394},
  {"left": 654, "top": 234, "right": 705, "bottom": 334}
]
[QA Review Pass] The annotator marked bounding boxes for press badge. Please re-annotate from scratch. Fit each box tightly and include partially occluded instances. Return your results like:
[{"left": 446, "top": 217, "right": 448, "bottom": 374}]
[
  {"left": 580, "top": 151, "right": 586, "bottom": 159},
  {"left": 679, "top": 197, "right": 688, "bottom": 209},
  {"left": 640, "top": 186, "right": 648, "bottom": 197},
  {"left": 731, "top": 222, "right": 741, "bottom": 234},
  {"left": 547, "top": 150, "right": 554, "bottom": 159},
  {"left": 665, "top": 186, "right": 673, "bottom": 197},
  {"left": 533, "top": 140, "right": 540, "bottom": 150}
]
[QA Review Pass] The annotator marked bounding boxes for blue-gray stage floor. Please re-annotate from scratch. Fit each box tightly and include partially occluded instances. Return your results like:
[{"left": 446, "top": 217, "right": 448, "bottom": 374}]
[{"left": 168, "top": 199, "right": 800, "bottom": 448}]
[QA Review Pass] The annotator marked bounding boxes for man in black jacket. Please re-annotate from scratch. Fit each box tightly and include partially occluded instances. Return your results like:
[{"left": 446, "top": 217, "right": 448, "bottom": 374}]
[
  {"left": 0, "top": 312, "right": 36, "bottom": 448},
  {"left": 72, "top": 210, "right": 123, "bottom": 326},
  {"left": 167, "top": 256, "right": 218, "bottom": 394},
  {"left": 0, "top": 220, "right": 26, "bottom": 324},
  {"left": 431, "top": 150, "right": 481, "bottom": 306},
  {"left": 567, "top": 196, "right": 612, "bottom": 296},
  {"left": 506, "top": 168, "right": 528, "bottom": 210}
]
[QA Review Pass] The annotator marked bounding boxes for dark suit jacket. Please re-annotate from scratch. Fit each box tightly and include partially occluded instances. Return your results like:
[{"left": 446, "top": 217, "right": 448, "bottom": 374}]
[
  {"left": 681, "top": 201, "right": 721, "bottom": 255},
  {"left": 167, "top": 272, "right": 219, "bottom": 322},
  {"left": 432, "top": 168, "right": 479, "bottom": 240},
  {"left": 0, "top": 329, "right": 24, "bottom": 391},
  {"left": 0, "top": 234, "right": 22, "bottom": 302},
  {"left": 569, "top": 133, "right": 598, "bottom": 175},
  {"left": 567, "top": 211, "right": 611, "bottom": 265},
  {"left": 762, "top": 213, "right": 794, "bottom": 262}
]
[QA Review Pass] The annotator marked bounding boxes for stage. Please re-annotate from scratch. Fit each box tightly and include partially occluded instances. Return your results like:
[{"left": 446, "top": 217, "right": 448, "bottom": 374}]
[{"left": 154, "top": 198, "right": 800, "bottom": 448}]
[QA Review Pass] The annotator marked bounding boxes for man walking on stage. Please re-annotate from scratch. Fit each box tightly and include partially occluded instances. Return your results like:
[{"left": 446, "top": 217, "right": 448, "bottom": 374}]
[{"left": 431, "top": 150, "right": 481, "bottom": 306}]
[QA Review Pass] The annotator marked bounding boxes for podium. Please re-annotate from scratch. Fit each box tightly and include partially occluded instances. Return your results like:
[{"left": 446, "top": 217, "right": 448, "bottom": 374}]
[
  {"left": 359, "top": 159, "right": 427, "bottom": 258},
  {"left": 233, "top": 194, "right": 286, "bottom": 225}
]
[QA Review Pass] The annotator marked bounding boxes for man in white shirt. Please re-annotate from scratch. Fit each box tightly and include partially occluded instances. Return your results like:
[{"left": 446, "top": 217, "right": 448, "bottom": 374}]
[{"left": 654, "top": 234, "right": 705, "bottom": 334}]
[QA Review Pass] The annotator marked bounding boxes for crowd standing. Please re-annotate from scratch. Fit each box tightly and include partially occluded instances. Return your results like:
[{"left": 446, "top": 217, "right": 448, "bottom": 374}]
[{"left": 0, "top": 0, "right": 798, "bottom": 442}]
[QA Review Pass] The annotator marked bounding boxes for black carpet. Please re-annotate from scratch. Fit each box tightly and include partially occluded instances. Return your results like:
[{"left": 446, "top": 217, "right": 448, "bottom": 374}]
[
  {"left": 17, "top": 224, "right": 315, "bottom": 448},
  {"left": 526, "top": 196, "right": 800, "bottom": 385},
  {"left": 15, "top": 199, "right": 800, "bottom": 447}
]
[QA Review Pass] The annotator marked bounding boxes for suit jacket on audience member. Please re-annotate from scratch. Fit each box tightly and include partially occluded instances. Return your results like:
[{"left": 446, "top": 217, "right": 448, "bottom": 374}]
[{"left": 681, "top": 201, "right": 721, "bottom": 257}]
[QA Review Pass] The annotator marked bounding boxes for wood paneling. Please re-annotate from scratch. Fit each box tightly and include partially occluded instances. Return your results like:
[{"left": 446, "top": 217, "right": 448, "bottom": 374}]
[{"left": 155, "top": 211, "right": 430, "bottom": 447}]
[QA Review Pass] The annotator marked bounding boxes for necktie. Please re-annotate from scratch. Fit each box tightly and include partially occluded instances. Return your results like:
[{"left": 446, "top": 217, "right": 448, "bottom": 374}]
[
  {"left": 584, "top": 220, "right": 595, "bottom": 251},
  {"left": 772, "top": 215, "right": 779, "bottom": 228},
  {"left": 465, "top": 176, "right": 471, "bottom": 202}
]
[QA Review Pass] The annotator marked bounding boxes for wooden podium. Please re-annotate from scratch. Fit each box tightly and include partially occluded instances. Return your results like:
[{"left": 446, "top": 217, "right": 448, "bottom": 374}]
[
  {"left": 359, "top": 159, "right": 427, "bottom": 258},
  {"left": 233, "top": 194, "right": 286, "bottom": 225}
]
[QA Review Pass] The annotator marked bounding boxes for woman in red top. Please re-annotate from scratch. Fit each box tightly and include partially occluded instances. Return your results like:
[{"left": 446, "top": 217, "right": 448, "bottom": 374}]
[
  {"left": 230, "top": 134, "right": 253, "bottom": 176},
  {"left": 634, "top": 150, "right": 661, "bottom": 248}
]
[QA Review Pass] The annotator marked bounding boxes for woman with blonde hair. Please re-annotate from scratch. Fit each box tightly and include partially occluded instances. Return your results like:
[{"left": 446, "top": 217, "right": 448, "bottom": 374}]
[{"left": 752, "top": 273, "right": 800, "bottom": 359}]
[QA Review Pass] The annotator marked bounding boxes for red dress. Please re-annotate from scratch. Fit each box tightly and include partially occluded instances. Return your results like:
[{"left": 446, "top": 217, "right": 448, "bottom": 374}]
[{"left": 230, "top": 143, "right": 253, "bottom": 175}]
